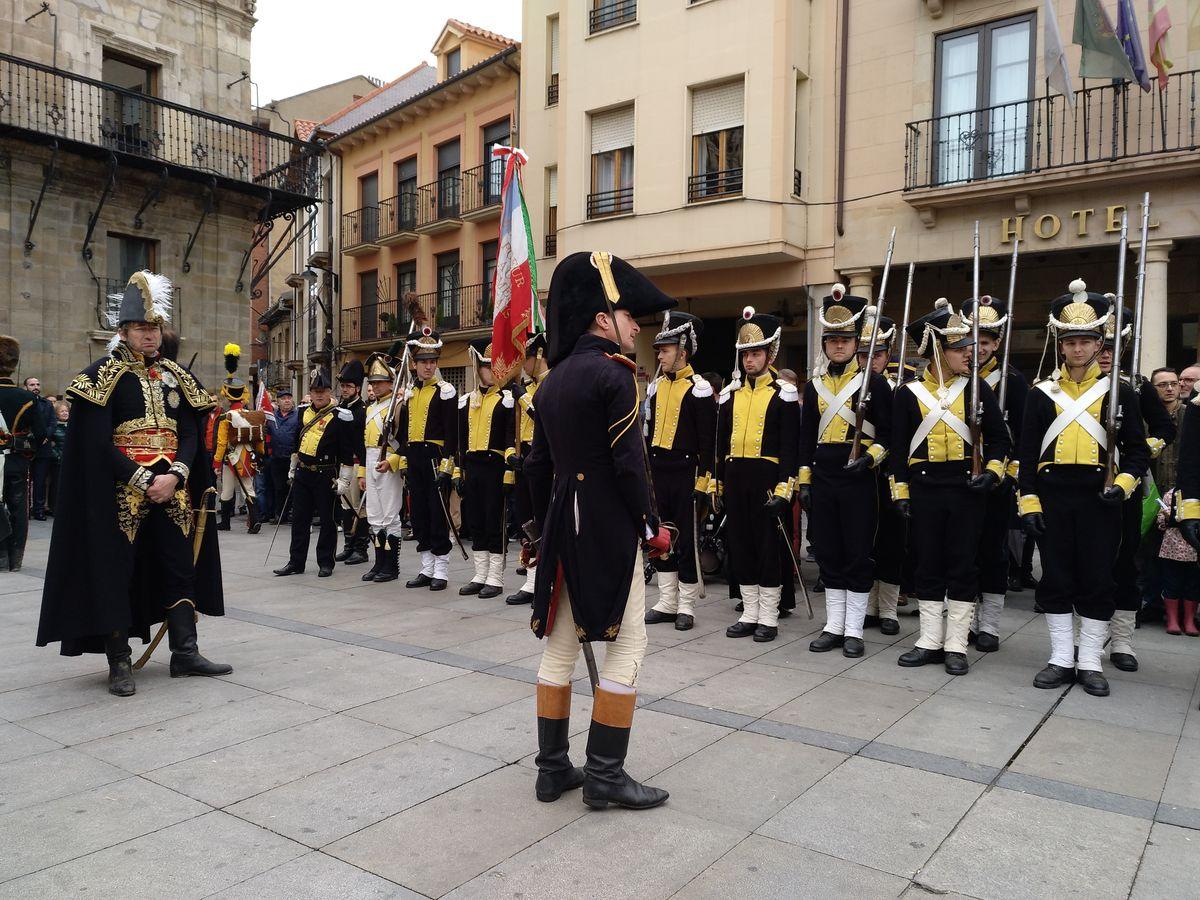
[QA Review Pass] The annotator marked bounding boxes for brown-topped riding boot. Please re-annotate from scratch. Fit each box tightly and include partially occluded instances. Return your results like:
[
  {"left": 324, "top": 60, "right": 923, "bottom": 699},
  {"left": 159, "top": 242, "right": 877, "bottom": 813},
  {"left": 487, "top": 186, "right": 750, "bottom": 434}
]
[
  {"left": 581, "top": 686, "right": 669, "bottom": 810},
  {"left": 534, "top": 683, "right": 585, "bottom": 802}
]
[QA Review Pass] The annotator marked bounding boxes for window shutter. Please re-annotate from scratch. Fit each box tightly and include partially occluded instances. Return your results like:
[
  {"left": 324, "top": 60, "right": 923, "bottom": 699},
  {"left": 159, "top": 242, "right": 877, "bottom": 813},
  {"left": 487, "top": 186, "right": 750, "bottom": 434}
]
[
  {"left": 548, "top": 167, "right": 558, "bottom": 207},
  {"left": 692, "top": 80, "right": 744, "bottom": 135},
  {"left": 591, "top": 105, "right": 634, "bottom": 154},
  {"left": 549, "top": 18, "right": 560, "bottom": 75}
]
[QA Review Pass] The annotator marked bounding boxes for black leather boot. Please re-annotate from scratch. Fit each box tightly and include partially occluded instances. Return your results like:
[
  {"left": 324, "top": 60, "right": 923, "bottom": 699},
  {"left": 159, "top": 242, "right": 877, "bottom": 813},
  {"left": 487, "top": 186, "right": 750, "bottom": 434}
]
[
  {"left": 335, "top": 538, "right": 352, "bottom": 562},
  {"left": 166, "top": 603, "right": 233, "bottom": 678},
  {"left": 246, "top": 502, "right": 261, "bottom": 535},
  {"left": 362, "top": 534, "right": 383, "bottom": 582},
  {"left": 374, "top": 535, "right": 399, "bottom": 583},
  {"left": 1076, "top": 669, "right": 1110, "bottom": 697},
  {"left": 1033, "top": 663, "right": 1075, "bottom": 689},
  {"left": 898, "top": 646, "right": 945, "bottom": 667},
  {"left": 809, "top": 631, "right": 845, "bottom": 653},
  {"left": 217, "top": 500, "right": 233, "bottom": 531},
  {"left": 346, "top": 524, "right": 370, "bottom": 564},
  {"left": 581, "top": 687, "right": 669, "bottom": 811},
  {"left": 535, "top": 683, "right": 584, "bottom": 802},
  {"left": 105, "top": 632, "right": 135, "bottom": 697}
]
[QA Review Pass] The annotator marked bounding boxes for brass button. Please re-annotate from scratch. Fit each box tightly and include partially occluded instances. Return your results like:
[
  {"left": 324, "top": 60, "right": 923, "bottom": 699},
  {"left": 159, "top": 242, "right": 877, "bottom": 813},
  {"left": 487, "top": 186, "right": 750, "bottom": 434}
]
[{"left": 576, "top": 473, "right": 585, "bottom": 481}]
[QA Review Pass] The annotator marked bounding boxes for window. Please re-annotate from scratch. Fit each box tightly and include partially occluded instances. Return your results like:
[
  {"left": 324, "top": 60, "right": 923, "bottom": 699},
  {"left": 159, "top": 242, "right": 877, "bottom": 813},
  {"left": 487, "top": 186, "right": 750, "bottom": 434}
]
[
  {"left": 545, "top": 167, "right": 558, "bottom": 257},
  {"left": 690, "top": 80, "right": 744, "bottom": 202},
  {"left": 359, "top": 172, "right": 379, "bottom": 241},
  {"left": 437, "top": 139, "right": 461, "bottom": 219},
  {"left": 101, "top": 50, "right": 159, "bottom": 153},
  {"left": 590, "top": 0, "right": 636, "bottom": 34},
  {"left": 395, "top": 261, "right": 417, "bottom": 299},
  {"left": 589, "top": 105, "right": 634, "bottom": 218},
  {"left": 482, "top": 119, "right": 510, "bottom": 205},
  {"left": 482, "top": 240, "right": 499, "bottom": 319},
  {"left": 436, "top": 251, "right": 460, "bottom": 328},
  {"left": 391, "top": 261, "right": 417, "bottom": 335},
  {"left": 447, "top": 48, "right": 462, "bottom": 78},
  {"left": 307, "top": 291, "right": 317, "bottom": 354},
  {"left": 547, "top": 16, "right": 560, "bottom": 105},
  {"left": 359, "top": 270, "right": 379, "bottom": 340},
  {"left": 933, "top": 14, "right": 1035, "bottom": 185},
  {"left": 107, "top": 233, "right": 156, "bottom": 282},
  {"left": 394, "top": 157, "right": 418, "bottom": 231}
]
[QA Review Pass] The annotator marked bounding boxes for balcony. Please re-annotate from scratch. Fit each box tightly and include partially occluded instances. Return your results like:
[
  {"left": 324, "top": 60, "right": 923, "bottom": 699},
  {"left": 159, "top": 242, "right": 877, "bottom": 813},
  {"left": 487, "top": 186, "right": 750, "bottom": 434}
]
[
  {"left": 341, "top": 206, "right": 380, "bottom": 256},
  {"left": 590, "top": 0, "right": 637, "bottom": 34},
  {"left": 340, "top": 282, "right": 493, "bottom": 345},
  {"left": 688, "top": 168, "right": 742, "bottom": 203},
  {"left": 904, "top": 70, "right": 1199, "bottom": 198},
  {"left": 416, "top": 175, "right": 462, "bottom": 234},
  {"left": 547, "top": 77, "right": 559, "bottom": 107},
  {"left": 461, "top": 161, "right": 504, "bottom": 222},
  {"left": 545, "top": 233, "right": 557, "bottom": 257},
  {"left": 377, "top": 193, "right": 418, "bottom": 245},
  {"left": 258, "top": 360, "right": 289, "bottom": 389},
  {"left": 0, "top": 53, "right": 318, "bottom": 216},
  {"left": 586, "top": 185, "right": 633, "bottom": 219}
]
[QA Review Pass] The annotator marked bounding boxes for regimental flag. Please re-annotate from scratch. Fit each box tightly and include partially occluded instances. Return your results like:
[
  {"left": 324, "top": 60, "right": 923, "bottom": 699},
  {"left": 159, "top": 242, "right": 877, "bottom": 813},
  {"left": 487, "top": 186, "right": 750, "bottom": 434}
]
[
  {"left": 1073, "top": 0, "right": 1138, "bottom": 81},
  {"left": 1148, "top": 0, "right": 1174, "bottom": 89},
  {"left": 1044, "top": 0, "right": 1077, "bottom": 106},
  {"left": 1117, "top": 0, "right": 1152, "bottom": 90},
  {"left": 489, "top": 146, "right": 542, "bottom": 388},
  {"left": 256, "top": 378, "right": 276, "bottom": 425}
]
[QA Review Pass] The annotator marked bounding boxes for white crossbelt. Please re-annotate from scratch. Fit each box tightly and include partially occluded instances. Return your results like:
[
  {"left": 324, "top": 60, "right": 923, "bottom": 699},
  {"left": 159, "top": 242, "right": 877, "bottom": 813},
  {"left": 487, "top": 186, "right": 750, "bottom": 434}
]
[
  {"left": 813, "top": 372, "right": 875, "bottom": 440},
  {"left": 907, "top": 379, "right": 971, "bottom": 459},
  {"left": 1036, "top": 378, "right": 1110, "bottom": 456},
  {"left": 985, "top": 369, "right": 1000, "bottom": 389}
]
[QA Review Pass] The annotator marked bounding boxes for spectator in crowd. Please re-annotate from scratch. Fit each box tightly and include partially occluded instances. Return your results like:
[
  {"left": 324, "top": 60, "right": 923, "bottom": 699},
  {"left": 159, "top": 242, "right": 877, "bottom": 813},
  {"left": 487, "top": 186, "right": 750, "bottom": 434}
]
[
  {"left": 1180, "top": 365, "right": 1200, "bottom": 399},
  {"left": 266, "top": 388, "right": 299, "bottom": 524},
  {"left": 24, "top": 377, "right": 55, "bottom": 521},
  {"left": 777, "top": 368, "right": 798, "bottom": 387},
  {"left": 1157, "top": 489, "right": 1200, "bottom": 637},
  {"left": 1152, "top": 367, "right": 1186, "bottom": 491},
  {"left": 46, "top": 401, "right": 69, "bottom": 514}
]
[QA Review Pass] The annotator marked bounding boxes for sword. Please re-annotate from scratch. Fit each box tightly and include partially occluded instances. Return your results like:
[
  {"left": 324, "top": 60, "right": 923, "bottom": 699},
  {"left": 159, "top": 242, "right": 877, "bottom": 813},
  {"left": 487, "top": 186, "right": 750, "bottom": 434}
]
[
  {"left": 768, "top": 490, "right": 812, "bottom": 618},
  {"left": 524, "top": 519, "right": 600, "bottom": 693},
  {"left": 264, "top": 475, "right": 295, "bottom": 564},
  {"left": 431, "top": 459, "right": 470, "bottom": 560},
  {"left": 691, "top": 493, "right": 706, "bottom": 600}
]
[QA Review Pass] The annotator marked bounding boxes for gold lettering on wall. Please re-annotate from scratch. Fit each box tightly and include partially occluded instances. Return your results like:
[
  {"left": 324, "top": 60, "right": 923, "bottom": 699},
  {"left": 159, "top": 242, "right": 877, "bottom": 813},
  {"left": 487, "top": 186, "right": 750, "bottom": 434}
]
[
  {"left": 1034, "top": 214, "right": 1061, "bottom": 239},
  {"left": 999, "top": 202, "right": 1161, "bottom": 243},
  {"left": 1105, "top": 205, "right": 1126, "bottom": 234},
  {"left": 1072, "top": 208, "right": 1094, "bottom": 236},
  {"left": 1001, "top": 216, "right": 1026, "bottom": 243}
]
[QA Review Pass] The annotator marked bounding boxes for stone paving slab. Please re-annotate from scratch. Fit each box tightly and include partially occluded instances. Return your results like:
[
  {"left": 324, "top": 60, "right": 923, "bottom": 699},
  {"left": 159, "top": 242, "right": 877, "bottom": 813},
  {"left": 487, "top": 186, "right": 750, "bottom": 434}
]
[
  {"left": 669, "top": 660, "right": 828, "bottom": 718},
  {"left": 764, "top": 676, "right": 929, "bottom": 740},
  {"left": 0, "top": 720, "right": 60, "bottom": 764},
  {"left": 874, "top": 694, "right": 1045, "bottom": 768},
  {"left": 207, "top": 851, "right": 422, "bottom": 899},
  {"left": 1129, "top": 822, "right": 1200, "bottom": 900},
  {"left": 0, "top": 746, "right": 129, "bottom": 814}
]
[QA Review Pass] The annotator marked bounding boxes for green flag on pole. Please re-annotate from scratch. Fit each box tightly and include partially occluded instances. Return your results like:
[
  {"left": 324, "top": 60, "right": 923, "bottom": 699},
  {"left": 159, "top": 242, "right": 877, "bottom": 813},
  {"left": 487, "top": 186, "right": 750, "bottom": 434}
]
[{"left": 1072, "top": 0, "right": 1137, "bottom": 80}]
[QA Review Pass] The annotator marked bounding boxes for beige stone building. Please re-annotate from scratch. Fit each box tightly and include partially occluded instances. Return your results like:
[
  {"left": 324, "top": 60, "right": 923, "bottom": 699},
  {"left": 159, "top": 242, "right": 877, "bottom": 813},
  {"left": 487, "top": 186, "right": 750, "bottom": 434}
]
[
  {"left": 522, "top": 0, "right": 1199, "bottom": 377},
  {"left": 0, "top": 0, "right": 318, "bottom": 394}
]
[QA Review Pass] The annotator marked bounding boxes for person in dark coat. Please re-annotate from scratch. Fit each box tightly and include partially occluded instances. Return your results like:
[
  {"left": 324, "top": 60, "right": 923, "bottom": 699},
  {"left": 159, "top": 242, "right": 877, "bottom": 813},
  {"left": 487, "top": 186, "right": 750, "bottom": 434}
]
[
  {"left": 506, "top": 332, "right": 549, "bottom": 606},
  {"left": 526, "top": 251, "right": 672, "bottom": 811},
  {"left": 0, "top": 336, "right": 49, "bottom": 571},
  {"left": 273, "top": 367, "right": 356, "bottom": 578},
  {"left": 336, "top": 359, "right": 369, "bottom": 565},
  {"left": 36, "top": 271, "right": 230, "bottom": 697}
]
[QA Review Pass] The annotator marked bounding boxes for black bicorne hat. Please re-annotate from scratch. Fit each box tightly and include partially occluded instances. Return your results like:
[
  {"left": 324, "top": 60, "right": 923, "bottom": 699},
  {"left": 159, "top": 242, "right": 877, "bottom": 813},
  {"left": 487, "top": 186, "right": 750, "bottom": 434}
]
[
  {"left": 309, "top": 367, "right": 333, "bottom": 390},
  {"left": 108, "top": 271, "right": 173, "bottom": 327},
  {"left": 338, "top": 358, "right": 365, "bottom": 385}
]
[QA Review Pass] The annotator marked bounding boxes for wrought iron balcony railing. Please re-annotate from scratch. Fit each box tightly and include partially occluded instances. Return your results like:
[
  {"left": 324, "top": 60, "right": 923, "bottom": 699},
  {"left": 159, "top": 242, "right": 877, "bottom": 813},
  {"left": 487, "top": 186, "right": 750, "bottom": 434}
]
[
  {"left": 340, "top": 283, "right": 494, "bottom": 344},
  {"left": 418, "top": 174, "right": 462, "bottom": 227},
  {"left": 0, "top": 53, "right": 319, "bottom": 209},
  {"left": 545, "top": 233, "right": 557, "bottom": 257},
  {"left": 341, "top": 205, "right": 380, "bottom": 249},
  {"left": 379, "top": 192, "right": 418, "bottom": 236},
  {"left": 461, "top": 161, "right": 505, "bottom": 215},
  {"left": 258, "top": 360, "right": 289, "bottom": 389},
  {"left": 590, "top": 0, "right": 637, "bottom": 34},
  {"left": 688, "top": 167, "right": 743, "bottom": 203},
  {"left": 547, "top": 77, "right": 559, "bottom": 107},
  {"left": 904, "top": 69, "right": 1199, "bottom": 191},
  {"left": 586, "top": 185, "right": 633, "bottom": 219}
]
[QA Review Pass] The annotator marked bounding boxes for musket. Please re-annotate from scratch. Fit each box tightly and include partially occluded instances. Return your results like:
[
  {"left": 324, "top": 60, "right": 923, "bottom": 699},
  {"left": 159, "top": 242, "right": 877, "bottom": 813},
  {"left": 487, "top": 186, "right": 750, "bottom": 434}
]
[
  {"left": 998, "top": 237, "right": 1020, "bottom": 415},
  {"left": 894, "top": 262, "right": 916, "bottom": 386},
  {"left": 969, "top": 221, "right": 984, "bottom": 477},
  {"left": 1129, "top": 192, "right": 1152, "bottom": 385},
  {"left": 1104, "top": 212, "right": 1130, "bottom": 490},
  {"left": 849, "top": 226, "right": 896, "bottom": 462}
]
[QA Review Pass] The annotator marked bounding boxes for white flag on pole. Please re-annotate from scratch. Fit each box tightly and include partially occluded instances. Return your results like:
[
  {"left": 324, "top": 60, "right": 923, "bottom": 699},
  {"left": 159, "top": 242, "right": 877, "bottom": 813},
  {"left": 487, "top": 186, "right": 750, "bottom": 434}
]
[{"left": 1045, "top": 0, "right": 1076, "bottom": 107}]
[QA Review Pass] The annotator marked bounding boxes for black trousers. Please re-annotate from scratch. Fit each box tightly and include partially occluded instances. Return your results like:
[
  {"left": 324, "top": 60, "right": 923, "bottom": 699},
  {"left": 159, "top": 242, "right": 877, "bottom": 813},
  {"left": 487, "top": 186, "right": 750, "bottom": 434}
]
[
  {"left": 513, "top": 441, "right": 534, "bottom": 536},
  {"left": 463, "top": 453, "right": 505, "bottom": 553},
  {"left": 1112, "top": 492, "right": 1142, "bottom": 612},
  {"left": 1034, "top": 470, "right": 1121, "bottom": 619},
  {"left": 650, "top": 455, "right": 698, "bottom": 582},
  {"left": 288, "top": 467, "right": 339, "bottom": 569},
  {"left": 977, "top": 479, "right": 1015, "bottom": 595},
  {"left": 341, "top": 505, "right": 368, "bottom": 551},
  {"left": 268, "top": 457, "right": 293, "bottom": 521},
  {"left": 873, "top": 475, "right": 906, "bottom": 586},
  {"left": 2, "top": 468, "right": 29, "bottom": 560},
  {"left": 810, "top": 462, "right": 877, "bottom": 593},
  {"left": 132, "top": 503, "right": 196, "bottom": 604},
  {"left": 910, "top": 473, "right": 987, "bottom": 603},
  {"left": 30, "top": 457, "right": 51, "bottom": 516},
  {"left": 408, "top": 444, "right": 451, "bottom": 557},
  {"left": 724, "top": 458, "right": 782, "bottom": 588}
]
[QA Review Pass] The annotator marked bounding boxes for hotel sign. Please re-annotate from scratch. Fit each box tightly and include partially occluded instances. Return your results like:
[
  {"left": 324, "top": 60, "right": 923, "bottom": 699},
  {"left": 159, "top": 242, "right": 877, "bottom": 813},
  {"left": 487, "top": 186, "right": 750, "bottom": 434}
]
[{"left": 1000, "top": 203, "right": 1159, "bottom": 243}]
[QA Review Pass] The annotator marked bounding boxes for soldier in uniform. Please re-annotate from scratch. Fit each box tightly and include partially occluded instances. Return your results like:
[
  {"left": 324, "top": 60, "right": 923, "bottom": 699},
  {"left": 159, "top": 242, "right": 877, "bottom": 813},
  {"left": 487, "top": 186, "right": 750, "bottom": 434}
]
[
  {"left": 891, "top": 299, "right": 1009, "bottom": 676},
  {"left": 396, "top": 326, "right": 459, "bottom": 591},
  {"left": 0, "top": 335, "right": 48, "bottom": 571},
  {"left": 716, "top": 307, "right": 800, "bottom": 643},
  {"left": 526, "top": 251, "right": 672, "bottom": 810},
  {"left": 506, "top": 332, "right": 549, "bottom": 606},
  {"left": 1018, "top": 282, "right": 1148, "bottom": 697},
  {"left": 454, "top": 338, "right": 517, "bottom": 599},
  {"left": 37, "top": 271, "right": 230, "bottom": 696},
  {"left": 801, "top": 287, "right": 892, "bottom": 657},
  {"left": 643, "top": 311, "right": 717, "bottom": 632},
  {"left": 213, "top": 344, "right": 266, "bottom": 534},
  {"left": 273, "top": 368, "right": 356, "bottom": 578},
  {"left": 336, "top": 359, "right": 369, "bottom": 565},
  {"left": 358, "top": 349, "right": 404, "bottom": 584},
  {"left": 961, "top": 295, "right": 1029, "bottom": 653},
  {"left": 1097, "top": 303, "right": 1175, "bottom": 671}
]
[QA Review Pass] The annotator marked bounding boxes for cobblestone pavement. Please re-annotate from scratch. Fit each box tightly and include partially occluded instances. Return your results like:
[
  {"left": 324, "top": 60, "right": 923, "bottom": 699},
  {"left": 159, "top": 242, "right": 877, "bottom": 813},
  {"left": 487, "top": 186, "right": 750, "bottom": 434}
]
[{"left": 2, "top": 519, "right": 1199, "bottom": 898}]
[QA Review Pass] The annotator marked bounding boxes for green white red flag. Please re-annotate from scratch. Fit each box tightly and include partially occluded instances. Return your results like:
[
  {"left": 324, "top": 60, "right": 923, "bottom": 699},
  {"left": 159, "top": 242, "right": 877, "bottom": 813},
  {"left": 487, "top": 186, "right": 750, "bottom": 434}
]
[
  {"left": 489, "top": 147, "right": 542, "bottom": 388},
  {"left": 1148, "top": 0, "right": 1174, "bottom": 90}
]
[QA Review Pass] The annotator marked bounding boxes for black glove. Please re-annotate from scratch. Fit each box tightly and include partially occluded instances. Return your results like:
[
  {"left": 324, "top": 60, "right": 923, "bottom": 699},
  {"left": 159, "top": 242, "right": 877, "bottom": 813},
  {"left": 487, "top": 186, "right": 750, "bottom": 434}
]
[
  {"left": 764, "top": 495, "right": 789, "bottom": 517},
  {"left": 893, "top": 498, "right": 912, "bottom": 520},
  {"left": 1022, "top": 512, "right": 1046, "bottom": 537},
  {"left": 1180, "top": 520, "right": 1200, "bottom": 552},
  {"left": 843, "top": 455, "right": 872, "bottom": 474},
  {"left": 436, "top": 469, "right": 452, "bottom": 489},
  {"left": 507, "top": 454, "right": 523, "bottom": 473},
  {"left": 1100, "top": 485, "right": 1126, "bottom": 505},
  {"left": 968, "top": 471, "right": 998, "bottom": 493},
  {"left": 452, "top": 476, "right": 464, "bottom": 495},
  {"left": 797, "top": 484, "right": 812, "bottom": 511}
]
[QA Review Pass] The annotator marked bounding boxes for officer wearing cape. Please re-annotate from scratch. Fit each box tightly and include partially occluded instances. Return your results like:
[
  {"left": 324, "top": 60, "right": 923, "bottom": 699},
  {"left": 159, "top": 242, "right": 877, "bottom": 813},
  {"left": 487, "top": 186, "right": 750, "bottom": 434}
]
[{"left": 37, "top": 271, "right": 229, "bottom": 696}]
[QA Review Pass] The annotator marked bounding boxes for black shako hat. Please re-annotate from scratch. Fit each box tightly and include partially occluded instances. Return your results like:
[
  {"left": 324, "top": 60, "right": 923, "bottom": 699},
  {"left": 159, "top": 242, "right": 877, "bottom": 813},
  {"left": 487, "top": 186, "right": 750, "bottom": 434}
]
[
  {"left": 961, "top": 295, "right": 1009, "bottom": 335},
  {"left": 546, "top": 251, "right": 676, "bottom": 367},
  {"left": 1048, "top": 279, "right": 1111, "bottom": 340},
  {"left": 653, "top": 310, "right": 703, "bottom": 354},
  {"left": 338, "top": 358, "right": 365, "bottom": 385},
  {"left": 908, "top": 298, "right": 974, "bottom": 357}
]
